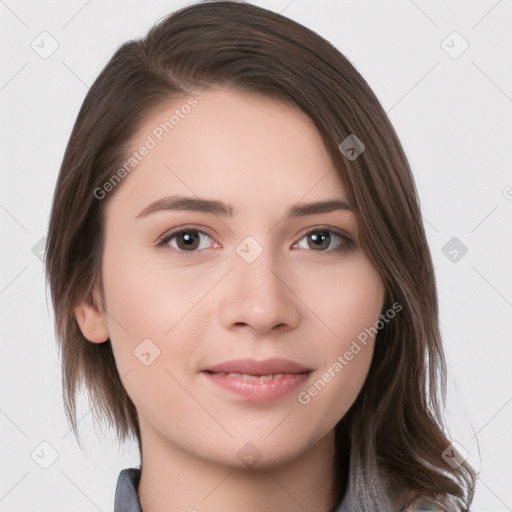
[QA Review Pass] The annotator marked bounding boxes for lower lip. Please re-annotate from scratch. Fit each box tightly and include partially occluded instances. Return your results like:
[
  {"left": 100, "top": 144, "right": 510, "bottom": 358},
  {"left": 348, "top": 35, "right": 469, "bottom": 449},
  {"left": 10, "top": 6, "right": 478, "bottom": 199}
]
[{"left": 202, "top": 371, "right": 310, "bottom": 402}]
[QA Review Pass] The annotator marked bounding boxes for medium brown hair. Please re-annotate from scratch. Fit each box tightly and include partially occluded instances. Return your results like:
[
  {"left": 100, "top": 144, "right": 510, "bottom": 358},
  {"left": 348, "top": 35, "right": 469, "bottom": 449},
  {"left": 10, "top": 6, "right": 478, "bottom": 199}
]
[{"left": 45, "top": 1, "right": 477, "bottom": 510}]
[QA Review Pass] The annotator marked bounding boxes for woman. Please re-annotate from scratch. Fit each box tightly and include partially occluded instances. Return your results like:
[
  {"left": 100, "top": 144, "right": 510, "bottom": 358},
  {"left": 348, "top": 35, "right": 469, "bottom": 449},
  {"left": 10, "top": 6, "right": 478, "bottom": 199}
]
[{"left": 44, "top": 1, "right": 477, "bottom": 511}]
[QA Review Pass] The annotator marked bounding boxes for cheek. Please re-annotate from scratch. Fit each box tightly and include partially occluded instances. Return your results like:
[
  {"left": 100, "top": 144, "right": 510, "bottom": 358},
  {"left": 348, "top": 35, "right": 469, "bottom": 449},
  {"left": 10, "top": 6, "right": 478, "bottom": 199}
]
[
  {"left": 295, "top": 254, "right": 385, "bottom": 342},
  {"left": 293, "top": 257, "right": 384, "bottom": 414},
  {"left": 100, "top": 247, "right": 214, "bottom": 366},
  {"left": 297, "top": 344, "right": 374, "bottom": 432},
  {"left": 102, "top": 242, "right": 172, "bottom": 328}
]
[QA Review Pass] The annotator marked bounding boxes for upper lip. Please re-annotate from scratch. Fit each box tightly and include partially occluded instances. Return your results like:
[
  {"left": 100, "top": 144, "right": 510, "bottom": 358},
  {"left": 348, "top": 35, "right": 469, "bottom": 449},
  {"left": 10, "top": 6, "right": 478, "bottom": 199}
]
[{"left": 203, "top": 358, "right": 313, "bottom": 376}]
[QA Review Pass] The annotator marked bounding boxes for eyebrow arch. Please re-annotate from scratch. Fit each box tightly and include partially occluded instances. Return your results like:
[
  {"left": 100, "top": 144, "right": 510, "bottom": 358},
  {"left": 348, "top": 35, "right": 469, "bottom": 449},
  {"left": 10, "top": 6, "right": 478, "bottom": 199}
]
[{"left": 136, "top": 195, "right": 353, "bottom": 219}]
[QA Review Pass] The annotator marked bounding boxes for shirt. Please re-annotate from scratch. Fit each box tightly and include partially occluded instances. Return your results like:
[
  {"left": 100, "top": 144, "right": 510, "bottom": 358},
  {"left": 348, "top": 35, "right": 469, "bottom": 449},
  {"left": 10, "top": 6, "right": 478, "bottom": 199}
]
[{"left": 113, "top": 466, "right": 452, "bottom": 512}]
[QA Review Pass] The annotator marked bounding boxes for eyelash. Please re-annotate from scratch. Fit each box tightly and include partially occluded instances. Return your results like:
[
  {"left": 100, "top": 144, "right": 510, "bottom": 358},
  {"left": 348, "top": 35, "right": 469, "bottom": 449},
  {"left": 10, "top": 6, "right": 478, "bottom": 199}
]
[{"left": 155, "top": 224, "right": 353, "bottom": 258}]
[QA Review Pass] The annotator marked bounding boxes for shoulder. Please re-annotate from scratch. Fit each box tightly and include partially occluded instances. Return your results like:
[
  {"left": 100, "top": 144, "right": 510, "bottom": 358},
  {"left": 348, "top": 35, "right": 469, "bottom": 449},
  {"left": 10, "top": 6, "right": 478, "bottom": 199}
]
[
  {"left": 395, "top": 488, "right": 464, "bottom": 511},
  {"left": 394, "top": 487, "right": 419, "bottom": 510}
]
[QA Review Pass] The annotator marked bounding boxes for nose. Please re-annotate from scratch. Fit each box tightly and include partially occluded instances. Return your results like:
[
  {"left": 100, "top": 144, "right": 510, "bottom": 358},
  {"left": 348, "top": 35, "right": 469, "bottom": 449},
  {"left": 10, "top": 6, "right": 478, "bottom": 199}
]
[{"left": 218, "top": 245, "right": 301, "bottom": 335}]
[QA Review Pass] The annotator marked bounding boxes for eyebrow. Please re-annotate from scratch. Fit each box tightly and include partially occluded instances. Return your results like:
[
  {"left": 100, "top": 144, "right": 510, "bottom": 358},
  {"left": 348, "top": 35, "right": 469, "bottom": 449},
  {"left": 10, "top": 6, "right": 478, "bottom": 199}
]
[{"left": 136, "top": 195, "right": 353, "bottom": 219}]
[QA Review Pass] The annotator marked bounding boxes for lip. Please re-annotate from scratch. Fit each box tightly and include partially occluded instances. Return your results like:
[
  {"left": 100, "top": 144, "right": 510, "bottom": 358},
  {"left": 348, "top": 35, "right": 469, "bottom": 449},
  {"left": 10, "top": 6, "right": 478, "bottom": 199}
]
[
  {"left": 201, "top": 358, "right": 312, "bottom": 402},
  {"left": 203, "top": 358, "right": 313, "bottom": 375}
]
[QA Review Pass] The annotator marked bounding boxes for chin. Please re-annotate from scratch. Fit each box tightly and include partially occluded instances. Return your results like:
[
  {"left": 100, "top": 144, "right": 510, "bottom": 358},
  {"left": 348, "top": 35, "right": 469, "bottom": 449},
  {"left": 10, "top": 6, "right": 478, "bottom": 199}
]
[{"left": 212, "top": 437, "right": 312, "bottom": 470}]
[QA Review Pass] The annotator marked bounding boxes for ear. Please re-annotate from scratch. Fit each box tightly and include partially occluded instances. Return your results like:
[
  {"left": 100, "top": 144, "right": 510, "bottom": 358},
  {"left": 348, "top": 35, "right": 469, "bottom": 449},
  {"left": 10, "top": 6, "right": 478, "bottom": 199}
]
[{"left": 73, "top": 283, "right": 109, "bottom": 344}]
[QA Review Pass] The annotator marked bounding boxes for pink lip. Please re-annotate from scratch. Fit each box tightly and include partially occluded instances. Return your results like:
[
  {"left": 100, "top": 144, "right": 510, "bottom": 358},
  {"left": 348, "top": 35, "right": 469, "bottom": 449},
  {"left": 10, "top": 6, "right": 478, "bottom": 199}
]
[{"left": 201, "top": 358, "right": 312, "bottom": 402}]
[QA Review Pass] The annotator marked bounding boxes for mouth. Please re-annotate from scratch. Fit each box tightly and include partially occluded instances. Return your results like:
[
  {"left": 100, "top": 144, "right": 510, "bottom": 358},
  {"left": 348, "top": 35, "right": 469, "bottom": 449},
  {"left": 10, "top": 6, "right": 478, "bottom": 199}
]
[
  {"left": 201, "top": 358, "right": 312, "bottom": 402},
  {"left": 202, "top": 370, "right": 302, "bottom": 380},
  {"left": 202, "top": 357, "right": 313, "bottom": 375}
]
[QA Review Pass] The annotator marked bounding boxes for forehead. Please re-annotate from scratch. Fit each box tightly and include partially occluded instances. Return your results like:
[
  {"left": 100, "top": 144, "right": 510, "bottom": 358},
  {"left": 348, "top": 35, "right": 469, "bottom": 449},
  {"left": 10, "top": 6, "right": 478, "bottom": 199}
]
[{"left": 105, "top": 88, "right": 349, "bottom": 218}]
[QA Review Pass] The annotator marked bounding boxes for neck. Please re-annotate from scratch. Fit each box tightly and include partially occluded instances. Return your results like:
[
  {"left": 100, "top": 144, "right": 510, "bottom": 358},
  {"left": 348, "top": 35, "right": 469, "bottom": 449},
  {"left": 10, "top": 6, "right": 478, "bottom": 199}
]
[{"left": 137, "top": 423, "right": 340, "bottom": 512}]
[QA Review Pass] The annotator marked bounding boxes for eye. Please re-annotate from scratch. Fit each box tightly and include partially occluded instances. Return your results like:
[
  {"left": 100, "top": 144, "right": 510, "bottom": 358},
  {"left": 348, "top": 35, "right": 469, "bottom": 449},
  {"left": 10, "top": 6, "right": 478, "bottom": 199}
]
[
  {"left": 157, "top": 227, "right": 219, "bottom": 254},
  {"left": 156, "top": 225, "right": 353, "bottom": 256},
  {"left": 293, "top": 227, "right": 352, "bottom": 252}
]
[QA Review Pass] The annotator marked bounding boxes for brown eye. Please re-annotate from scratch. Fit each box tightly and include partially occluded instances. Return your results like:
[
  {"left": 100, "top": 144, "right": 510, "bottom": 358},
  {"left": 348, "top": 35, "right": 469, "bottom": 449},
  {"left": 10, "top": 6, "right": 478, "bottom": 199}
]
[
  {"left": 158, "top": 228, "right": 217, "bottom": 254},
  {"left": 295, "top": 228, "right": 351, "bottom": 252},
  {"left": 307, "top": 231, "right": 331, "bottom": 250},
  {"left": 175, "top": 230, "right": 201, "bottom": 251}
]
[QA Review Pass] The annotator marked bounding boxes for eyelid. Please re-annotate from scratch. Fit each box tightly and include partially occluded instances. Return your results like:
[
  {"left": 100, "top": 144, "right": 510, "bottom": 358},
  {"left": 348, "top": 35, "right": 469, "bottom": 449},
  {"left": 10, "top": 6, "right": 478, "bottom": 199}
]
[
  {"left": 155, "top": 224, "right": 353, "bottom": 253},
  {"left": 293, "top": 224, "right": 352, "bottom": 243},
  {"left": 155, "top": 224, "right": 218, "bottom": 246}
]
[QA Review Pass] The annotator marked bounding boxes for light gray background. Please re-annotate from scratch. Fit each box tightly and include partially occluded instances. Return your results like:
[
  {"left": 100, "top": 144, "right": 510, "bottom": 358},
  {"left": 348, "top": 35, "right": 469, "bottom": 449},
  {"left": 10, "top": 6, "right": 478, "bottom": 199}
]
[{"left": 1, "top": 0, "right": 511, "bottom": 511}]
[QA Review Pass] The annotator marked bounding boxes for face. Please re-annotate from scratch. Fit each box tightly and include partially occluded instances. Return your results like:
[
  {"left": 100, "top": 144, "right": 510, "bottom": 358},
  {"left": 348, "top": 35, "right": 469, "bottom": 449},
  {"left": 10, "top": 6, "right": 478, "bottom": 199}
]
[{"left": 77, "top": 89, "right": 386, "bottom": 468}]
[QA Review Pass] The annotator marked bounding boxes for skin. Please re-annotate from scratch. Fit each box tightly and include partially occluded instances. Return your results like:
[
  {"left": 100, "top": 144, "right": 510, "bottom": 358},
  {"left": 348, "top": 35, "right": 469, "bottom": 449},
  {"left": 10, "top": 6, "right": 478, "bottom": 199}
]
[{"left": 74, "top": 89, "right": 387, "bottom": 512}]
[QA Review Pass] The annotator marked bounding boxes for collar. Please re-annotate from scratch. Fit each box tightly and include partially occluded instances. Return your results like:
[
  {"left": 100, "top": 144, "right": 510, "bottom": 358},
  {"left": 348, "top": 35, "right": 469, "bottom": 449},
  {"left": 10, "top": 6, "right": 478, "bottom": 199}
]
[
  {"left": 113, "top": 466, "right": 448, "bottom": 512},
  {"left": 114, "top": 467, "right": 142, "bottom": 512}
]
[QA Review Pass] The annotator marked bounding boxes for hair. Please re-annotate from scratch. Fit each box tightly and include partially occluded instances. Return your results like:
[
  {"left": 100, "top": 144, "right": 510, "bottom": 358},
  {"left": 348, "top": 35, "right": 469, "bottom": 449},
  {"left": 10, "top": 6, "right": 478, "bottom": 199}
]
[{"left": 44, "top": 1, "right": 477, "bottom": 510}]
